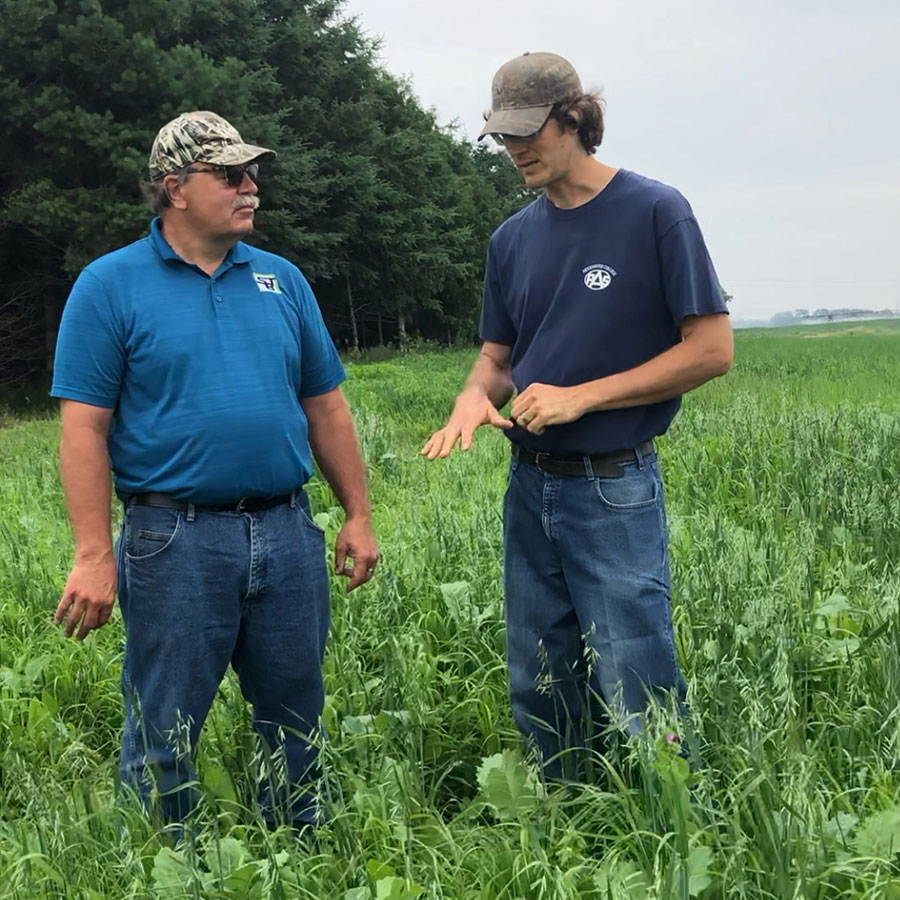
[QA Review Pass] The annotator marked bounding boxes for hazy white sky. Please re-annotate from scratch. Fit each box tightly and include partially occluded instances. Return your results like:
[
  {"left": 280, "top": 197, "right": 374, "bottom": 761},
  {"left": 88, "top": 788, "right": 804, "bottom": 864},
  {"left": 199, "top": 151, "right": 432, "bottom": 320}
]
[{"left": 344, "top": 0, "right": 900, "bottom": 321}]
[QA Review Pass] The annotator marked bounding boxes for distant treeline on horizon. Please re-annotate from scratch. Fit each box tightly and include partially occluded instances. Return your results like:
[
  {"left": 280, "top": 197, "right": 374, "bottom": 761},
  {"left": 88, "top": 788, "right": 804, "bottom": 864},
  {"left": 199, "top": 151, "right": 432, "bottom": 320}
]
[{"left": 733, "top": 308, "right": 900, "bottom": 329}]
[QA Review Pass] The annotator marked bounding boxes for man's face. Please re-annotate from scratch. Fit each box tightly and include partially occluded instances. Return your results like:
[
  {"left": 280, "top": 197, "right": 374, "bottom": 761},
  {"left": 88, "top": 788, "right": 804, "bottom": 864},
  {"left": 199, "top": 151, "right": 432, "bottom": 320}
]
[
  {"left": 500, "top": 118, "right": 582, "bottom": 189},
  {"left": 168, "top": 162, "right": 259, "bottom": 239}
]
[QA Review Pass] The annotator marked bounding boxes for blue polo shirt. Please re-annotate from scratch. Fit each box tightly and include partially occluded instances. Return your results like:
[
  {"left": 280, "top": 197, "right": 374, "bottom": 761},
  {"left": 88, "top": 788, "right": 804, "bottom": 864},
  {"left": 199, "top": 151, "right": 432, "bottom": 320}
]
[
  {"left": 51, "top": 219, "right": 345, "bottom": 504},
  {"left": 479, "top": 168, "right": 728, "bottom": 456}
]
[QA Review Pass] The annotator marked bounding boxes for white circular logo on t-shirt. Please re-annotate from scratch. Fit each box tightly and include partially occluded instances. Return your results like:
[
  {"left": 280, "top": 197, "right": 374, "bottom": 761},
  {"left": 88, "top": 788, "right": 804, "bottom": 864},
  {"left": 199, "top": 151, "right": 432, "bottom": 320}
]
[
  {"left": 582, "top": 263, "right": 617, "bottom": 291},
  {"left": 584, "top": 269, "right": 611, "bottom": 290}
]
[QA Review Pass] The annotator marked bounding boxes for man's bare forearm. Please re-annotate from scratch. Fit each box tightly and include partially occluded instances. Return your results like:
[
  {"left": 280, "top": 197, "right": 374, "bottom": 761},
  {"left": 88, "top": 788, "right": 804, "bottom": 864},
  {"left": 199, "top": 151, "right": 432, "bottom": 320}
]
[
  {"left": 306, "top": 398, "right": 371, "bottom": 521},
  {"left": 575, "top": 339, "right": 729, "bottom": 413},
  {"left": 60, "top": 425, "right": 113, "bottom": 562},
  {"left": 574, "top": 314, "right": 733, "bottom": 414},
  {"left": 462, "top": 348, "right": 515, "bottom": 409}
]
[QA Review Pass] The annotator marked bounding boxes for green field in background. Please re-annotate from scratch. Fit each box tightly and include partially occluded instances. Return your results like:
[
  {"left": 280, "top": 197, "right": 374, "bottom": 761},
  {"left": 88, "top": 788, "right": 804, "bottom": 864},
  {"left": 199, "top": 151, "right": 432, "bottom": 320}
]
[{"left": 1, "top": 323, "right": 899, "bottom": 899}]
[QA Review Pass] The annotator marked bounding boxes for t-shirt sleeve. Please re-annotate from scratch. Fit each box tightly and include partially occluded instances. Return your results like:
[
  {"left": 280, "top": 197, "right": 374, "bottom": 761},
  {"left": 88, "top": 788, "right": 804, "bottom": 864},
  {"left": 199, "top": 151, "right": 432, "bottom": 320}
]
[
  {"left": 50, "top": 269, "right": 125, "bottom": 408},
  {"left": 294, "top": 270, "right": 346, "bottom": 397},
  {"left": 478, "top": 238, "right": 517, "bottom": 345},
  {"left": 658, "top": 216, "right": 729, "bottom": 326}
]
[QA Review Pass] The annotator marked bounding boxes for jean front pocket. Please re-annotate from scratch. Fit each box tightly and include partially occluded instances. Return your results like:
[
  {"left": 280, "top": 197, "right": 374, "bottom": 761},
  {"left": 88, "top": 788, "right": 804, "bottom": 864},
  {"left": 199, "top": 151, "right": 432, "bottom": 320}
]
[
  {"left": 593, "top": 463, "right": 660, "bottom": 510},
  {"left": 295, "top": 492, "right": 326, "bottom": 537},
  {"left": 124, "top": 505, "right": 183, "bottom": 560}
]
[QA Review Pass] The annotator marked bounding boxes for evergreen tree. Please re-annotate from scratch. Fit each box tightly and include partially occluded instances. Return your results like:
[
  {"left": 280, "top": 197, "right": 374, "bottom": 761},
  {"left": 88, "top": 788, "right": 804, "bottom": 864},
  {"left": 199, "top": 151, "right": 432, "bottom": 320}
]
[{"left": 0, "top": 0, "right": 530, "bottom": 384}]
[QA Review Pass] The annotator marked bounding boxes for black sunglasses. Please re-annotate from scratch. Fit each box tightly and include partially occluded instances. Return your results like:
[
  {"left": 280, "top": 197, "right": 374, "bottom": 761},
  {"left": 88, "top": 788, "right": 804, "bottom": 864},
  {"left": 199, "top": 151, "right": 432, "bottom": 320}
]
[
  {"left": 185, "top": 162, "right": 259, "bottom": 187},
  {"left": 489, "top": 118, "right": 550, "bottom": 147},
  {"left": 490, "top": 131, "right": 541, "bottom": 147}
]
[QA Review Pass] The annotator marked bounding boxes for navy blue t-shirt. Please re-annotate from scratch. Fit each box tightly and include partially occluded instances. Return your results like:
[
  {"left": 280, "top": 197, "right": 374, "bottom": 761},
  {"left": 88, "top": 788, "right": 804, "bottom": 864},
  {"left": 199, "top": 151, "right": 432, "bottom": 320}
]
[{"left": 479, "top": 168, "right": 728, "bottom": 456}]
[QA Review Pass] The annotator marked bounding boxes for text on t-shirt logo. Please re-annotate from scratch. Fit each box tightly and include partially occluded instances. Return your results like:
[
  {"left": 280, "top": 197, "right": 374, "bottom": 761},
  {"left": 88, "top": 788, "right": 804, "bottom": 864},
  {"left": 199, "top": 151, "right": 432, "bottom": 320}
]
[
  {"left": 253, "top": 273, "right": 282, "bottom": 293},
  {"left": 582, "top": 263, "right": 617, "bottom": 291}
]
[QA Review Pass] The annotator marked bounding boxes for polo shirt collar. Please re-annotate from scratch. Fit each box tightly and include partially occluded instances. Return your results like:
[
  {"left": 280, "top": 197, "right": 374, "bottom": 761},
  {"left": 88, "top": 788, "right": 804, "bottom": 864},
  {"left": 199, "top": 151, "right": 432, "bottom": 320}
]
[{"left": 149, "top": 217, "right": 256, "bottom": 267}]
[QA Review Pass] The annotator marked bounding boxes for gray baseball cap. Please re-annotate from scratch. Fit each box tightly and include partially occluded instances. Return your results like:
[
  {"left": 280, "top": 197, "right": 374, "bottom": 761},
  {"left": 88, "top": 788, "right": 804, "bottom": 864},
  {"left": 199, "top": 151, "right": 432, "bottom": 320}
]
[
  {"left": 148, "top": 111, "right": 276, "bottom": 181},
  {"left": 478, "top": 52, "right": 583, "bottom": 140}
]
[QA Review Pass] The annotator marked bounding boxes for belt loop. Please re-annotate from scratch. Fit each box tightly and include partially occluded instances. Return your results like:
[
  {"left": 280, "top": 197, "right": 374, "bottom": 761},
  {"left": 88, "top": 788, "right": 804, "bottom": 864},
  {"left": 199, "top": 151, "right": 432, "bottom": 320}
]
[
  {"left": 186, "top": 503, "right": 196, "bottom": 522},
  {"left": 290, "top": 489, "right": 298, "bottom": 509},
  {"left": 582, "top": 454, "right": 595, "bottom": 478},
  {"left": 635, "top": 443, "right": 645, "bottom": 469}
]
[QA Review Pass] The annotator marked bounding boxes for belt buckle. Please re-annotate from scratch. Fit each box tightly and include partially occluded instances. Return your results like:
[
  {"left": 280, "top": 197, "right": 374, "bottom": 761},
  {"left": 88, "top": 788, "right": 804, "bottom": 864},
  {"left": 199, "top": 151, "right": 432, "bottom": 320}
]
[
  {"left": 534, "top": 451, "right": 550, "bottom": 472},
  {"left": 235, "top": 497, "right": 248, "bottom": 513}
]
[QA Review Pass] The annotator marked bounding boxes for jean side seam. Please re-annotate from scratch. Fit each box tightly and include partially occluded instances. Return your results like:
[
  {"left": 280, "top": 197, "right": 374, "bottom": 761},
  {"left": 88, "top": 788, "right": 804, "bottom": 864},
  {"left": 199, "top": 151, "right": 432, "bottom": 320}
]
[{"left": 655, "top": 475, "right": 680, "bottom": 684}]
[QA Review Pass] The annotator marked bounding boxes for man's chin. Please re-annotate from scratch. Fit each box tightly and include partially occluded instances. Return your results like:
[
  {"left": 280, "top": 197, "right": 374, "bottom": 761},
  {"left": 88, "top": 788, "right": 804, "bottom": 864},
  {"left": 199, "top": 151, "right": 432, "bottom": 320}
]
[
  {"left": 521, "top": 172, "right": 550, "bottom": 189},
  {"left": 519, "top": 165, "right": 550, "bottom": 187},
  {"left": 233, "top": 213, "right": 256, "bottom": 233}
]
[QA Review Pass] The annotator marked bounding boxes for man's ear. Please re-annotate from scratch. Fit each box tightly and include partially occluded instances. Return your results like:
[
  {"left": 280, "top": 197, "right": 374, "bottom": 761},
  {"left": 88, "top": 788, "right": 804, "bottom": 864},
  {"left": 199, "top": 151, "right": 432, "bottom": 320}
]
[{"left": 164, "top": 174, "right": 189, "bottom": 210}]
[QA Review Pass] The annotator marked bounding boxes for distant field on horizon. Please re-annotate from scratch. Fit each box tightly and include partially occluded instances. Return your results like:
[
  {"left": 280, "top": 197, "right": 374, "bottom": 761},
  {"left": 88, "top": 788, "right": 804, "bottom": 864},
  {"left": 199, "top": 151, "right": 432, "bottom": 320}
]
[{"left": 733, "top": 316, "right": 900, "bottom": 336}]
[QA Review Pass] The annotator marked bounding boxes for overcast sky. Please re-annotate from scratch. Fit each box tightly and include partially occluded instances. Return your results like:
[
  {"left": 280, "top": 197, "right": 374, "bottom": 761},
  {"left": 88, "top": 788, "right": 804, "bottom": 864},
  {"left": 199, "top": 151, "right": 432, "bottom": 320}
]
[{"left": 344, "top": 0, "right": 900, "bottom": 321}]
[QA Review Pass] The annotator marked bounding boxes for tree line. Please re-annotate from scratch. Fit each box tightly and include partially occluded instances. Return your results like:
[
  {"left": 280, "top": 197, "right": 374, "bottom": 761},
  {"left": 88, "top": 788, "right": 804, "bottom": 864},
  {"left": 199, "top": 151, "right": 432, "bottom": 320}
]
[{"left": 0, "top": 0, "right": 533, "bottom": 387}]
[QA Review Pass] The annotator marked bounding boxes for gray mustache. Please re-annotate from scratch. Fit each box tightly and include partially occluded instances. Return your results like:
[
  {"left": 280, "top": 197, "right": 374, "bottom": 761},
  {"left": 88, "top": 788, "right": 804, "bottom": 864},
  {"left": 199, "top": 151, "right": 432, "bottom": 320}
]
[{"left": 233, "top": 196, "right": 259, "bottom": 210}]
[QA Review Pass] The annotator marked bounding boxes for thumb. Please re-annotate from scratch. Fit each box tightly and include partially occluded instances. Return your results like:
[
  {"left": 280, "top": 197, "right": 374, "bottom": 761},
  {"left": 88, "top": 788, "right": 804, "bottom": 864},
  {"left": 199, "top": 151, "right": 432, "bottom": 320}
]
[
  {"left": 334, "top": 537, "right": 348, "bottom": 575},
  {"left": 488, "top": 406, "right": 513, "bottom": 429}
]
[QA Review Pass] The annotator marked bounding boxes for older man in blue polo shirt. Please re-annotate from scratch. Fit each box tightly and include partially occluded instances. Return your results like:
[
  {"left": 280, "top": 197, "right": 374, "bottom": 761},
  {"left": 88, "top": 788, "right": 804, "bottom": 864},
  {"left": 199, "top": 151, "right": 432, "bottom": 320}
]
[
  {"left": 423, "top": 54, "right": 733, "bottom": 778},
  {"left": 51, "top": 111, "right": 378, "bottom": 830}
]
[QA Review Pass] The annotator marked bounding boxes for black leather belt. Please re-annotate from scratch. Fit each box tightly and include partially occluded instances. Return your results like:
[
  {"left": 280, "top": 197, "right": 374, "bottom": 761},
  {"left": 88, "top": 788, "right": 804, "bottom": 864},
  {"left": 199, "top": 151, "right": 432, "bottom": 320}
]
[
  {"left": 126, "top": 492, "right": 294, "bottom": 513},
  {"left": 513, "top": 440, "right": 654, "bottom": 477}
]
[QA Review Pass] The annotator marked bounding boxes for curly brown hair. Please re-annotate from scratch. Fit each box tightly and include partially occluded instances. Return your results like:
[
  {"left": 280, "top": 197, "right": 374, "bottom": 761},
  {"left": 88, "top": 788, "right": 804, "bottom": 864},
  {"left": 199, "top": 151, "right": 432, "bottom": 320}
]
[{"left": 549, "top": 91, "right": 605, "bottom": 154}]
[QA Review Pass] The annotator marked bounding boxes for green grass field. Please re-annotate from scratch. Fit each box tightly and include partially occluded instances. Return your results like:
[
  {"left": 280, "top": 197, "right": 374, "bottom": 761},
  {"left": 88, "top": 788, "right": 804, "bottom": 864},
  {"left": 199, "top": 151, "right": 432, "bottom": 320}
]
[{"left": 1, "top": 322, "right": 899, "bottom": 899}]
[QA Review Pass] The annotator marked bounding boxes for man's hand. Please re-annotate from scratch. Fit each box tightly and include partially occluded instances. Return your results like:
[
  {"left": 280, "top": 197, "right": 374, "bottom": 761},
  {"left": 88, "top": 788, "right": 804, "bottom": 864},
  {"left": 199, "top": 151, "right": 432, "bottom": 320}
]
[
  {"left": 335, "top": 516, "right": 379, "bottom": 592},
  {"left": 54, "top": 553, "right": 117, "bottom": 640},
  {"left": 421, "top": 389, "right": 513, "bottom": 459},
  {"left": 510, "top": 383, "right": 586, "bottom": 435}
]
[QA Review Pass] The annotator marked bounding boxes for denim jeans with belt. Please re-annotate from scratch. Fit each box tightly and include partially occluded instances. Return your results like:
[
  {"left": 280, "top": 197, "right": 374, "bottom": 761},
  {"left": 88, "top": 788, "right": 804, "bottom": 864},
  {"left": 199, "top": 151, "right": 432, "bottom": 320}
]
[
  {"left": 115, "top": 490, "right": 330, "bottom": 828},
  {"left": 503, "top": 448, "right": 686, "bottom": 778}
]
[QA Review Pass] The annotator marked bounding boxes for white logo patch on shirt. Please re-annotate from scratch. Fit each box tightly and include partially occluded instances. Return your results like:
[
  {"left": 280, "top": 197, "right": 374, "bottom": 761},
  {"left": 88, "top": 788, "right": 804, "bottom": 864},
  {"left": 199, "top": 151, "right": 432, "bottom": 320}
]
[
  {"left": 253, "top": 273, "right": 282, "bottom": 293},
  {"left": 582, "top": 263, "right": 617, "bottom": 291}
]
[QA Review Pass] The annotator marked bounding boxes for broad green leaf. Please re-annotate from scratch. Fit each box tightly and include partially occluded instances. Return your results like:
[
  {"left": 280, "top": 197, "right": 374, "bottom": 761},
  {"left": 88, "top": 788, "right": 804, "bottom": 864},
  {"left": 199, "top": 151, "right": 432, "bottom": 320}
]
[
  {"left": 343, "top": 714, "right": 376, "bottom": 734},
  {"left": 816, "top": 593, "right": 850, "bottom": 617},
  {"left": 375, "top": 709, "right": 413, "bottom": 730},
  {"left": 823, "top": 637, "right": 860, "bottom": 661},
  {"left": 594, "top": 859, "right": 648, "bottom": 899},
  {"left": 0, "top": 667, "right": 22, "bottom": 694},
  {"left": 366, "top": 859, "right": 395, "bottom": 880},
  {"left": 824, "top": 811, "right": 858, "bottom": 844},
  {"left": 375, "top": 876, "right": 424, "bottom": 900},
  {"left": 343, "top": 889, "right": 369, "bottom": 900},
  {"left": 854, "top": 807, "right": 900, "bottom": 858},
  {"left": 476, "top": 749, "right": 542, "bottom": 820},
  {"left": 24, "top": 655, "right": 51, "bottom": 682},
  {"left": 151, "top": 847, "right": 192, "bottom": 892},
  {"left": 40, "top": 689, "right": 59, "bottom": 717},
  {"left": 202, "top": 762, "right": 238, "bottom": 803},
  {"left": 224, "top": 862, "right": 266, "bottom": 894},
  {"left": 688, "top": 845, "right": 714, "bottom": 896},
  {"left": 27, "top": 697, "right": 50, "bottom": 737},
  {"left": 440, "top": 581, "right": 472, "bottom": 624},
  {"left": 204, "top": 836, "right": 246, "bottom": 878}
]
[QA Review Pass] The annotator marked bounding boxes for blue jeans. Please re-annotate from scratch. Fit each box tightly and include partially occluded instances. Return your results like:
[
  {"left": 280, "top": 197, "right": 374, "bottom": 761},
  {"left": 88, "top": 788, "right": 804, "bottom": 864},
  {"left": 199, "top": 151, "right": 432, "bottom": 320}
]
[
  {"left": 115, "top": 491, "right": 330, "bottom": 828},
  {"left": 503, "top": 449, "right": 686, "bottom": 778}
]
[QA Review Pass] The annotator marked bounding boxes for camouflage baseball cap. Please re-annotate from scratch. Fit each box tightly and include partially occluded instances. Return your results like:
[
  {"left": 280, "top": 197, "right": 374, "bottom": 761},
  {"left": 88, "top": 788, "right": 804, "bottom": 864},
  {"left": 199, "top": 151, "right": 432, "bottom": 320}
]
[
  {"left": 478, "top": 52, "right": 583, "bottom": 140},
  {"left": 148, "top": 111, "right": 276, "bottom": 181}
]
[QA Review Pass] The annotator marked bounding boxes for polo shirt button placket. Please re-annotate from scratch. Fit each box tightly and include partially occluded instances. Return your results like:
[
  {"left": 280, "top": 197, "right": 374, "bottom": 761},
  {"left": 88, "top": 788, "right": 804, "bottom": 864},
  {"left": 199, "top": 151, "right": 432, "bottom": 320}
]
[{"left": 211, "top": 277, "right": 226, "bottom": 317}]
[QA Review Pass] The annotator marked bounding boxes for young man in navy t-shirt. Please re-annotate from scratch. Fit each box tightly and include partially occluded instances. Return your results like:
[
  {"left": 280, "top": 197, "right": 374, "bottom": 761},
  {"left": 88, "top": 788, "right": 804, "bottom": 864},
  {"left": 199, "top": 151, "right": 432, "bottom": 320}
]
[{"left": 423, "top": 52, "right": 732, "bottom": 777}]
